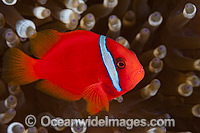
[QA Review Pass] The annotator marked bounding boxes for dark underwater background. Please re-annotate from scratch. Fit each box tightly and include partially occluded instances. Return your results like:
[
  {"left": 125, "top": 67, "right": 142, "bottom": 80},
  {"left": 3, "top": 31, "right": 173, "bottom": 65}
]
[{"left": 0, "top": 0, "right": 200, "bottom": 132}]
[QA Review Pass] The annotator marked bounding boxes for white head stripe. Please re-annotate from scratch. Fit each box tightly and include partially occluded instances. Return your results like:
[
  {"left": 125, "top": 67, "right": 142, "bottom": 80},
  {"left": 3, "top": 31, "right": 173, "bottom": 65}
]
[{"left": 99, "top": 35, "right": 122, "bottom": 92}]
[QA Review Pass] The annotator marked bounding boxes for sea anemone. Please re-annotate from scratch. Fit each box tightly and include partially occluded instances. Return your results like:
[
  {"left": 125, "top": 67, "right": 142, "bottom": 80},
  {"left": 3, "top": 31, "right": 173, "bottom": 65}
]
[{"left": 0, "top": 0, "right": 200, "bottom": 132}]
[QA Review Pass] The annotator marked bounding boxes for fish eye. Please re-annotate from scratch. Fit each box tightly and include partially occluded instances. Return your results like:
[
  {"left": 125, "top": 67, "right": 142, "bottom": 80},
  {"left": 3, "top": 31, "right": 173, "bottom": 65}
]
[{"left": 116, "top": 58, "right": 126, "bottom": 69}]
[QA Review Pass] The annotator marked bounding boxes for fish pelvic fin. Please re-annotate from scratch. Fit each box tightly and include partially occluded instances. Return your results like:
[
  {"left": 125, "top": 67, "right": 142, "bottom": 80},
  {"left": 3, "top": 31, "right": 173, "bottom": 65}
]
[
  {"left": 2, "top": 48, "right": 38, "bottom": 85},
  {"left": 82, "top": 82, "right": 109, "bottom": 115},
  {"left": 36, "top": 80, "right": 82, "bottom": 101}
]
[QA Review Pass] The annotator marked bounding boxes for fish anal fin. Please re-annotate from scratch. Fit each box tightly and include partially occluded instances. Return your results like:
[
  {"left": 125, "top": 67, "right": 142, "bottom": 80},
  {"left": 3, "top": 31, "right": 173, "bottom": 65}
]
[
  {"left": 30, "top": 29, "right": 61, "bottom": 59},
  {"left": 36, "top": 80, "right": 81, "bottom": 101},
  {"left": 82, "top": 82, "right": 109, "bottom": 115}
]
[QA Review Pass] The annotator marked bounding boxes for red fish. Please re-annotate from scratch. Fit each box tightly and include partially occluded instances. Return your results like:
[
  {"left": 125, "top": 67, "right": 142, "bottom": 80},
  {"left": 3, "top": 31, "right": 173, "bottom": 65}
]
[{"left": 2, "top": 30, "right": 144, "bottom": 114}]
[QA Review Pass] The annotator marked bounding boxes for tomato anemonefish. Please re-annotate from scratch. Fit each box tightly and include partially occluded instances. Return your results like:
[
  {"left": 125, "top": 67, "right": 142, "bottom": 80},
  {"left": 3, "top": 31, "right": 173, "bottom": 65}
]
[{"left": 2, "top": 30, "right": 144, "bottom": 115}]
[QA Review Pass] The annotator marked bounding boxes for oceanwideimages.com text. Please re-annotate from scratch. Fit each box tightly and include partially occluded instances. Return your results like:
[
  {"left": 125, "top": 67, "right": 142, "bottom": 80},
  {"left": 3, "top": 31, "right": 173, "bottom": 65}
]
[{"left": 25, "top": 115, "right": 175, "bottom": 129}]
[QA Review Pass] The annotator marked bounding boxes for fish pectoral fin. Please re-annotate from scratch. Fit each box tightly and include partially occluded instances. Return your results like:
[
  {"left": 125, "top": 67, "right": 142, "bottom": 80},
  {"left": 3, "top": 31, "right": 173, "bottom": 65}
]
[
  {"left": 30, "top": 29, "right": 61, "bottom": 59},
  {"left": 82, "top": 82, "right": 109, "bottom": 115},
  {"left": 36, "top": 80, "right": 81, "bottom": 101}
]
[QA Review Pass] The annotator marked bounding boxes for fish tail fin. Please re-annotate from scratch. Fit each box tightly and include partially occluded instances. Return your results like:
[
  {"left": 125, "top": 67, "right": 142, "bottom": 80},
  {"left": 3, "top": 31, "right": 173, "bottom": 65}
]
[{"left": 2, "top": 48, "right": 39, "bottom": 85}]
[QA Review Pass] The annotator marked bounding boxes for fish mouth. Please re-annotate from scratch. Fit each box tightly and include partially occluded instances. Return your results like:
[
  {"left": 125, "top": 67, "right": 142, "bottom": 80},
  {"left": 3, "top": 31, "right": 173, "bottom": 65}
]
[
  {"left": 129, "top": 67, "right": 145, "bottom": 89},
  {"left": 135, "top": 68, "right": 145, "bottom": 82},
  {"left": 137, "top": 68, "right": 145, "bottom": 76}
]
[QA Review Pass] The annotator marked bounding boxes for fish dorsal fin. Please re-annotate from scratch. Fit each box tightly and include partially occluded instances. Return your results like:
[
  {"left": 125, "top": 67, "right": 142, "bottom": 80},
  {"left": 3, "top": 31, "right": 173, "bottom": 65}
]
[
  {"left": 36, "top": 80, "right": 82, "bottom": 101},
  {"left": 30, "top": 29, "right": 61, "bottom": 59},
  {"left": 82, "top": 82, "right": 109, "bottom": 115}
]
